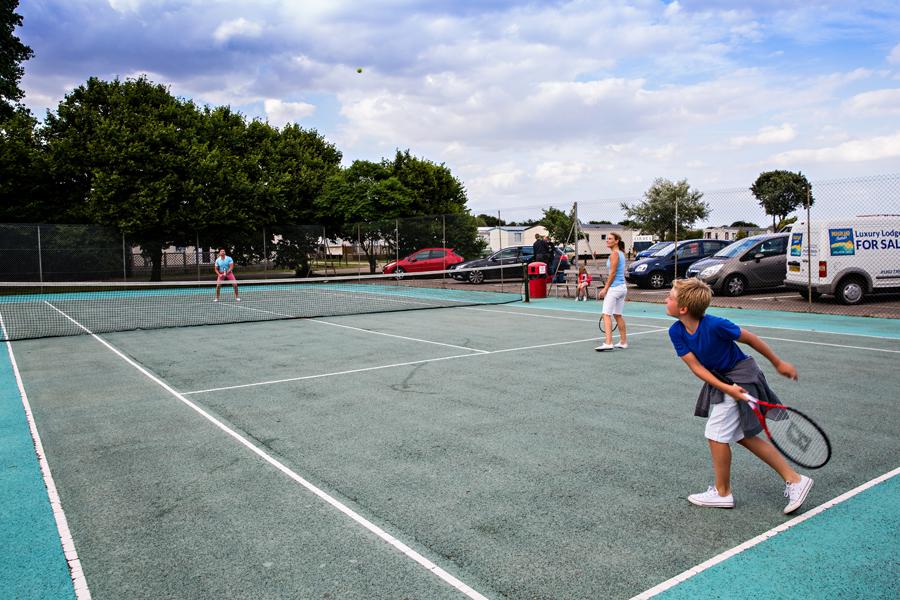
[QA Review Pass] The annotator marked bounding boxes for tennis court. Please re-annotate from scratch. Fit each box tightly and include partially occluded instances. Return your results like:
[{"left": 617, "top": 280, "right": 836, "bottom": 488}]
[{"left": 2, "top": 283, "right": 898, "bottom": 599}]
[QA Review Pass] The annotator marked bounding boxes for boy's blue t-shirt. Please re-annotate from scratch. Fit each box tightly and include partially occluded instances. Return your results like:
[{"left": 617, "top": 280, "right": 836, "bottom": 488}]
[{"left": 668, "top": 314, "right": 748, "bottom": 372}]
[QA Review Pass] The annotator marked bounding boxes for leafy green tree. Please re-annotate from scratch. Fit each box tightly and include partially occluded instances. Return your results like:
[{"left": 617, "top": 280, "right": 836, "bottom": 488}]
[
  {"left": 0, "top": 0, "right": 33, "bottom": 120},
  {"left": 542, "top": 206, "right": 578, "bottom": 244},
  {"left": 730, "top": 220, "right": 758, "bottom": 228},
  {"left": 43, "top": 76, "right": 201, "bottom": 280},
  {"left": 0, "top": 106, "right": 49, "bottom": 221},
  {"left": 750, "top": 170, "right": 813, "bottom": 229},
  {"left": 476, "top": 214, "right": 505, "bottom": 227},
  {"left": 621, "top": 178, "right": 710, "bottom": 241}
]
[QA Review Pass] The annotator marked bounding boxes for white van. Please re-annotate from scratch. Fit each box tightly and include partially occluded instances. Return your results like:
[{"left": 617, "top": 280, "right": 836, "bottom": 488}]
[{"left": 785, "top": 215, "right": 900, "bottom": 304}]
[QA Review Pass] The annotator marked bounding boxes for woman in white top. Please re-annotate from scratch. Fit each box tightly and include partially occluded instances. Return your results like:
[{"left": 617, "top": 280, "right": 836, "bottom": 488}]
[{"left": 595, "top": 232, "right": 628, "bottom": 351}]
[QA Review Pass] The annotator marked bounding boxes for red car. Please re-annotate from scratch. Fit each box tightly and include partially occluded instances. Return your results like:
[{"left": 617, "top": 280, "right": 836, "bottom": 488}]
[{"left": 382, "top": 247, "right": 465, "bottom": 275}]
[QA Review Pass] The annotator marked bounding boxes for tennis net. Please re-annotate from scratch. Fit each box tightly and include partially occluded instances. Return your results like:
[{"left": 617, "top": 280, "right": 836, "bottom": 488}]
[{"left": 0, "top": 266, "right": 524, "bottom": 341}]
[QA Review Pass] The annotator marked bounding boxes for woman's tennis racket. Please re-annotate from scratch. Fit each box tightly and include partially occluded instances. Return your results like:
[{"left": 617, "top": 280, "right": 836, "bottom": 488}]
[
  {"left": 598, "top": 316, "right": 618, "bottom": 334},
  {"left": 713, "top": 372, "right": 831, "bottom": 469}
]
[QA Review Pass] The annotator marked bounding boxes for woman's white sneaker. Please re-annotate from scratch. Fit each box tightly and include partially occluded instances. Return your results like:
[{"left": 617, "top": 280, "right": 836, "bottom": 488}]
[{"left": 688, "top": 486, "right": 734, "bottom": 508}]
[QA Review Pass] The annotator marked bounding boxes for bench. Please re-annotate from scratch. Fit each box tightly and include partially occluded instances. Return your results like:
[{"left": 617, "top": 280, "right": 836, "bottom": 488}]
[{"left": 548, "top": 271, "right": 606, "bottom": 299}]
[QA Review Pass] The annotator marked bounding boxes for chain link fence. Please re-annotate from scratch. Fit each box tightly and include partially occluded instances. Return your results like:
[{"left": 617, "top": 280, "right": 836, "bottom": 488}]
[{"left": 2, "top": 174, "right": 898, "bottom": 317}]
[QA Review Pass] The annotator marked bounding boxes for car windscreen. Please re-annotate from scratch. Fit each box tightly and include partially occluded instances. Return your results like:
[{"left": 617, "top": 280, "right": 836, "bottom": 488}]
[
  {"left": 713, "top": 237, "right": 760, "bottom": 258},
  {"left": 651, "top": 243, "right": 675, "bottom": 257}
]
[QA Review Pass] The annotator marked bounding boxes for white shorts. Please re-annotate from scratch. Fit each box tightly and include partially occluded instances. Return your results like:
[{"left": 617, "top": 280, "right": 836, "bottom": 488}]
[
  {"left": 601, "top": 284, "right": 627, "bottom": 315},
  {"left": 704, "top": 397, "right": 745, "bottom": 443}
]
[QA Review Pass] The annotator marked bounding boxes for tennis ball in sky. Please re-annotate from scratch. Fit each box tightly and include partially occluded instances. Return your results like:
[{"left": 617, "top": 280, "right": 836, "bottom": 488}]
[{"left": 356, "top": 67, "right": 363, "bottom": 74}]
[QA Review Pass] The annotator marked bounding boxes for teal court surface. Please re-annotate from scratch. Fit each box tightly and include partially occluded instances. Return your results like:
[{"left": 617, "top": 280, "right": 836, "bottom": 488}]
[{"left": 2, "top": 294, "right": 898, "bottom": 599}]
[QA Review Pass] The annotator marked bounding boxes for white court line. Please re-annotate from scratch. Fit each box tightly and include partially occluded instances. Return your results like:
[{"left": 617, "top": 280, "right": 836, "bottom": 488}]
[
  {"left": 41, "top": 301, "right": 490, "bottom": 600},
  {"left": 0, "top": 311, "right": 92, "bottom": 599},
  {"left": 226, "top": 299, "right": 490, "bottom": 353},
  {"left": 308, "top": 318, "right": 490, "bottom": 353},
  {"left": 757, "top": 335, "right": 900, "bottom": 354},
  {"left": 630, "top": 467, "right": 900, "bottom": 600},
  {"left": 183, "top": 327, "right": 670, "bottom": 395}
]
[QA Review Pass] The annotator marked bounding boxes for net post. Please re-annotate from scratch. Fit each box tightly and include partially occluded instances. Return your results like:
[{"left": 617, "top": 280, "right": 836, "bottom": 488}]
[
  {"left": 523, "top": 269, "right": 530, "bottom": 303},
  {"left": 37, "top": 225, "right": 43, "bottom": 283}
]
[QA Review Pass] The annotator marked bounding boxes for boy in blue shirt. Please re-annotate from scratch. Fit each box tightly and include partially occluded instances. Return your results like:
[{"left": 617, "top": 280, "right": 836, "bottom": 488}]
[{"left": 666, "top": 278, "right": 813, "bottom": 514}]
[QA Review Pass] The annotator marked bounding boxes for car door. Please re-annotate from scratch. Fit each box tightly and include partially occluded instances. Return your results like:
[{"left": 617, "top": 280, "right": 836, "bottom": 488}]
[
  {"left": 749, "top": 236, "right": 788, "bottom": 288},
  {"left": 407, "top": 249, "right": 433, "bottom": 272},
  {"left": 674, "top": 241, "right": 702, "bottom": 278}
]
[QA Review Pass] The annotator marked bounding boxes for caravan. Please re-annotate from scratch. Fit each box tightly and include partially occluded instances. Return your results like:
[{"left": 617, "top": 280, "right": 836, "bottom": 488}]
[{"left": 784, "top": 215, "right": 900, "bottom": 304}]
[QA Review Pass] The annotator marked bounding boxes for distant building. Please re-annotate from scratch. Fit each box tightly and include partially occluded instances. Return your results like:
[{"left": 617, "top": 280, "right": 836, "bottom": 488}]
[
  {"left": 703, "top": 225, "right": 771, "bottom": 242},
  {"left": 478, "top": 226, "right": 528, "bottom": 252}
]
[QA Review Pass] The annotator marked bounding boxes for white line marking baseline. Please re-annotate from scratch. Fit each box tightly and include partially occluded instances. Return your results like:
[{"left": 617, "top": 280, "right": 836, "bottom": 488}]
[
  {"left": 630, "top": 467, "right": 900, "bottom": 600},
  {"left": 42, "top": 302, "right": 489, "bottom": 600},
  {"left": 1, "top": 311, "right": 92, "bottom": 599}
]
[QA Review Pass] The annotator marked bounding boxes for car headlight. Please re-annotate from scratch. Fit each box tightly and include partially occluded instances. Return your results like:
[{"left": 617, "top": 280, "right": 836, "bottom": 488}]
[
  {"left": 699, "top": 264, "right": 723, "bottom": 279},
  {"left": 635, "top": 264, "right": 648, "bottom": 272}
]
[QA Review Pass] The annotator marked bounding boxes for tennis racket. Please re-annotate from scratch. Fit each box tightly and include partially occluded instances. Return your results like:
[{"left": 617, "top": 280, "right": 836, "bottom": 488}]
[
  {"left": 598, "top": 315, "right": 618, "bottom": 334},
  {"left": 713, "top": 372, "right": 831, "bottom": 469}
]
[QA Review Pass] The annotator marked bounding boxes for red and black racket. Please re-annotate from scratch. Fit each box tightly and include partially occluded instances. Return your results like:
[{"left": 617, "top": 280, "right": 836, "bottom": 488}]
[{"left": 713, "top": 372, "right": 831, "bottom": 469}]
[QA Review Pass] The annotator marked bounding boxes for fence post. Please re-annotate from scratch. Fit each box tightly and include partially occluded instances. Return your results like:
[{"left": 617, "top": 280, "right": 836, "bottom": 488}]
[
  {"left": 122, "top": 232, "right": 127, "bottom": 281},
  {"left": 263, "top": 227, "right": 267, "bottom": 273},
  {"left": 37, "top": 225, "right": 43, "bottom": 283}
]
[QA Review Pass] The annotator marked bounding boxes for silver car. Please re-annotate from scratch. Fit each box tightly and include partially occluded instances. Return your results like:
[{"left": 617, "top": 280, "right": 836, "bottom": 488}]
[{"left": 687, "top": 233, "right": 789, "bottom": 296}]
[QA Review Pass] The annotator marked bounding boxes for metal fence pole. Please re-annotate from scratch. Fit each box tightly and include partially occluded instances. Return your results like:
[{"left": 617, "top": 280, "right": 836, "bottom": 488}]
[
  {"left": 196, "top": 232, "right": 201, "bottom": 281},
  {"left": 263, "top": 227, "right": 267, "bottom": 274},
  {"left": 442, "top": 214, "right": 446, "bottom": 284},
  {"left": 37, "top": 225, "right": 43, "bottom": 283},
  {"left": 122, "top": 232, "right": 127, "bottom": 281}
]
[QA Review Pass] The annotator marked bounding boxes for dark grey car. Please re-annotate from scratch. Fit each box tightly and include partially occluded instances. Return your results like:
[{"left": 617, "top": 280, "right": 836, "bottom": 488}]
[{"left": 687, "top": 232, "right": 789, "bottom": 296}]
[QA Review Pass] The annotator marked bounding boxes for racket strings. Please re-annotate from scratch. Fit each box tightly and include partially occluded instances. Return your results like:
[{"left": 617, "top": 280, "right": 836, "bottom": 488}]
[{"left": 766, "top": 408, "right": 831, "bottom": 468}]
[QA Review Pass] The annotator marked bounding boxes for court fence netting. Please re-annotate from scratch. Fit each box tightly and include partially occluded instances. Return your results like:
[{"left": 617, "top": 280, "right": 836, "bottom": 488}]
[{"left": 0, "top": 265, "right": 524, "bottom": 341}]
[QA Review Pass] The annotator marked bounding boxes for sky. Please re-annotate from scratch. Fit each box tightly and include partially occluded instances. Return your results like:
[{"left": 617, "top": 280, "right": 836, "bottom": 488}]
[{"left": 15, "top": 0, "right": 900, "bottom": 222}]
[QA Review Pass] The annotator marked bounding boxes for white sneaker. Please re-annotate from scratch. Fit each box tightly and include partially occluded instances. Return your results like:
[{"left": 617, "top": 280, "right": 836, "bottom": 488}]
[
  {"left": 688, "top": 486, "right": 734, "bottom": 508},
  {"left": 783, "top": 475, "right": 813, "bottom": 514},
  {"left": 614, "top": 342, "right": 628, "bottom": 349},
  {"left": 213, "top": 298, "right": 219, "bottom": 302},
  {"left": 235, "top": 297, "right": 241, "bottom": 302},
  {"left": 594, "top": 343, "right": 615, "bottom": 351}
]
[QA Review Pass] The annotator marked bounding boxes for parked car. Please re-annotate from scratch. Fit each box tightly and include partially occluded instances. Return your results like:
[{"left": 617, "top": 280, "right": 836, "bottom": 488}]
[
  {"left": 382, "top": 247, "right": 464, "bottom": 275},
  {"left": 449, "top": 245, "right": 567, "bottom": 284},
  {"left": 625, "top": 239, "right": 730, "bottom": 288},
  {"left": 686, "top": 233, "right": 789, "bottom": 296},
  {"left": 634, "top": 241, "right": 672, "bottom": 261}
]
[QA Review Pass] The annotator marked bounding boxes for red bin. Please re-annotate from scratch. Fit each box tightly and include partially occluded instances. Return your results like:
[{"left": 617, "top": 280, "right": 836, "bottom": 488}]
[{"left": 527, "top": 262, "right": 548, "bottom": 299}]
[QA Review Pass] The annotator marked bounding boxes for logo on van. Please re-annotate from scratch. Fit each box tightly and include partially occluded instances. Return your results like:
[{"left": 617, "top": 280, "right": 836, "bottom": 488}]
[
  {"left": 790, "top": 233, "right": 803, "bottom": 256},
  {"left": 829, "top": 228, "right": 855, "bottom": 256}
]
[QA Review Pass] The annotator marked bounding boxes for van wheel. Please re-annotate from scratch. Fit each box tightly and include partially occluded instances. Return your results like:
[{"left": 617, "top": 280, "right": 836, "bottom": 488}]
[
  {"left": 648, "top": 272, "right": 667, "bottom": 289},
  {"left": 723, "top": 274, "right": 747, "bottom": 297},
  {"left": 799, "top": 288, "right": 822, "bottom": 301},
  {"left": 836, "top": 276, "right": 866, "bottom": 305}
]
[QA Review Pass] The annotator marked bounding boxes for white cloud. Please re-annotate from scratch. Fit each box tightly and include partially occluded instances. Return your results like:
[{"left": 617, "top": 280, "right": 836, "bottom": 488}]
[
  {"left": 770, "top": 131, "right": 900, "bottom": 164},
  {"left": 264, "top": 99, "right": 315, "bottom": 126},
  {"left": 889, "top": 43, "right": 900, "bottom": 65},
  {"left": 534, "top": 161, "right": 589, "bottom": 186},
  {"left": 845, "top": 88, "right": 900, "bottom": 116},
  {"left": 214, "top": 18, "right": 264, "bottom": 44},
  {"left": 731, "top": 123, "right": 797, "bottom": 146}
]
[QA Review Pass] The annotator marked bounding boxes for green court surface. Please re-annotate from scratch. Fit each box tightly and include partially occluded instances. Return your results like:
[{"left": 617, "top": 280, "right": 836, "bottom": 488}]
[{"left": 1, "top": 297, "right": 898, "bottom": 599}]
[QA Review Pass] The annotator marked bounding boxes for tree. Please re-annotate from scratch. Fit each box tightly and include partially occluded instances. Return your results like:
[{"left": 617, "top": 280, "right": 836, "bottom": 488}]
[
  {"left": 0, "top": 106, "right": 49, "bottom": 221},
  {"left": 541, "top": 206, "right": 578, "bottom": 244},
  {"left": 476, "top": 214, "right": 505, "bottom": 227},
  {"left": 0, "top": 0, "right": 33, "bottom": 120},
  {"left": 730, "top": 220, "right": 758, "bottom": 228},
  {"left": 589, "top": 220, "right": 613, "bottom": 225},
  {"left": 43, "top": 76, "right": 202, "bottom": 280},
  {"left": 750, "top": 170, "right": 813, "bottom": 229},
  {"left": 621, "top": 178, "right": 710, "bottom": 241}
]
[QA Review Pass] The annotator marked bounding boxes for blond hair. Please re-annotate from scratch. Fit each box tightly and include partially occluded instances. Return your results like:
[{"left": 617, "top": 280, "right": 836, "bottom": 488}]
[{"left": 672, "top": 278, "right": 712, "bottom": 319}]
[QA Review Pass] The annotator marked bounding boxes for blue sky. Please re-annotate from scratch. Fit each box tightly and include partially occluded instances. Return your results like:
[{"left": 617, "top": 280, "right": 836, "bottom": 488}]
[{"left": 16, "top": 1, "right": 900, "bottom": 221}]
